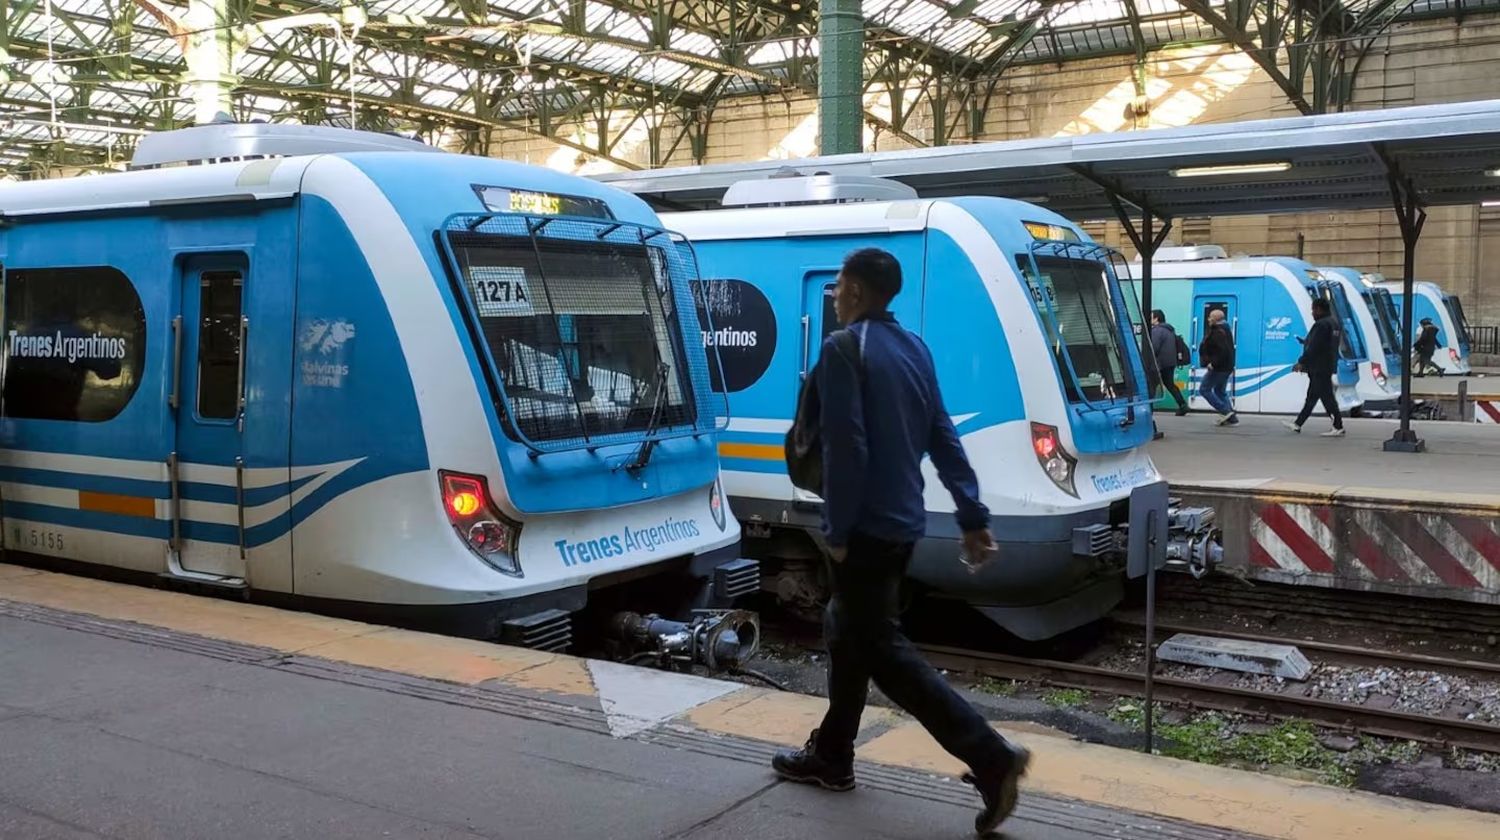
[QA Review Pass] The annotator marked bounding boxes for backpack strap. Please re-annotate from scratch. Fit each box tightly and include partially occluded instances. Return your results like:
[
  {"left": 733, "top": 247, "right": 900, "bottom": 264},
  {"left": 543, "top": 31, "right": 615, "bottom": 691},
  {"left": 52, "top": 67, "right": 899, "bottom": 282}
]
[{"left": 827, "top": 325, "right": 866, "bottom": 381}]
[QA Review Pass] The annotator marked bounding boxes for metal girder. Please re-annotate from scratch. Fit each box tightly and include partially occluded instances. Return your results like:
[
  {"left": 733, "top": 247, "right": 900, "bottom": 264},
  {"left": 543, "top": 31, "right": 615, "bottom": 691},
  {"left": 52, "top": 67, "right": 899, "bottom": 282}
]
[
  {"left": 1174, "top": 0, "right": 1314, "bottom": 114},
  {"left": 0, "top": 0, "right": 1489, "bottom": 173},
  {"left": 969, "top": 0, "right": 1071, "bottom": 78}
]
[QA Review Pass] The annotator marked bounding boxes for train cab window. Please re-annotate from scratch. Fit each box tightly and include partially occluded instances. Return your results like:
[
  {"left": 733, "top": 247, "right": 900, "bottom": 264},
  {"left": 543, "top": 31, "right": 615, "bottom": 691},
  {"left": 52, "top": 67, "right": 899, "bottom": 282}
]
[
  {"left": 447, "top": 232, "right": 696, "bottom": 443},
  {"left": 1017, "top": 255, "right": 1137, "bottom": 402},
  {"left": 2, "top": 266, "right": 145, "bottom": 422},
  {"left": 196, "top": 271, "right": 244, "bottom": 419}
]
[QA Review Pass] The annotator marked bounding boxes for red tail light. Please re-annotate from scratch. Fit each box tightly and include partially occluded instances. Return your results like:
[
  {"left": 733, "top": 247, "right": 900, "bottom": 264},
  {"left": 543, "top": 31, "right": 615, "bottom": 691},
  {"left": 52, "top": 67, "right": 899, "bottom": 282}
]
[
  {"left": 440, "top": 471, "right": 522, "bottom": 577},
  {"left": 1370, "top": 362, "right": 1387, "bottom": 386},
  {"left": 1029, "top": 422, "right": 1078, "bottom": 497},
  {"left": 1450, "top": 348, "right": 1461, "bottom": 362}
]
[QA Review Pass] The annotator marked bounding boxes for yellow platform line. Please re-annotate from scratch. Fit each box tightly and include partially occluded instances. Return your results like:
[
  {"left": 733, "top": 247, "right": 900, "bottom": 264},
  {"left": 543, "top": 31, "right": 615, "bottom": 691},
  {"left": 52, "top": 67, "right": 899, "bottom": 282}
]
[
  {"left": 0, "top": 564, "right": 559, "bottom": 686},
  {"left": 3, "top": 563, "right": 1497, "bottom": 840}
]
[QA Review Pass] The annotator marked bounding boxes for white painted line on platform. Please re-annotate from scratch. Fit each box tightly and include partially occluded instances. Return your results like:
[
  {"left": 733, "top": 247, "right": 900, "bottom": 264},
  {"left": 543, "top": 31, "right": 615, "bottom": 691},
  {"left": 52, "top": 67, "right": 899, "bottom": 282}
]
[{"left": 586, "top": 660, "right": 740, "bottom": 738}]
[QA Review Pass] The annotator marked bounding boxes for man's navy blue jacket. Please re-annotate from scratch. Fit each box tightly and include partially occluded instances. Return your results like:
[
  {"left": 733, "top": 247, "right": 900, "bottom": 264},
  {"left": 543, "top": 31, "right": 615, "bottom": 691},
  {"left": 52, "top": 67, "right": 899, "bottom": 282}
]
[{"left": 816, "top": 312, "right": 990, "bottom": 548}]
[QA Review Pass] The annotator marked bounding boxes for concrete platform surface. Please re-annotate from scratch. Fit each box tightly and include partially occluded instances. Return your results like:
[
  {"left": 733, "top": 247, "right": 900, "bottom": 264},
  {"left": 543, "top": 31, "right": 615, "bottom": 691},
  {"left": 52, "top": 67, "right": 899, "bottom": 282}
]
[
  {"left": 1408, "top": 374, "right": 1500, "bottom": 399},
  {"left": 1151, "top": 413, "right": 1500, "bottom": 498},
  {"left": 5, "top": 564, "right": 1500, "bottom": 840}
]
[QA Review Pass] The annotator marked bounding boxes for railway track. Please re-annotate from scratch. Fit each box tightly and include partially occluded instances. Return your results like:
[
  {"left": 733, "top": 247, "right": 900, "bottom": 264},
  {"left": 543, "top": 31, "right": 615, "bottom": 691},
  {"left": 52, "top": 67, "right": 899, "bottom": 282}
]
[
  {"left": 916, "top": 637, "right": 1500, "bottom": 754},
  {"left": 1112, "top": 618, "right": 1500, "bottom": 684},
  {"left": 1156, "top": 574, "right": 1500, "bottom": 639}
]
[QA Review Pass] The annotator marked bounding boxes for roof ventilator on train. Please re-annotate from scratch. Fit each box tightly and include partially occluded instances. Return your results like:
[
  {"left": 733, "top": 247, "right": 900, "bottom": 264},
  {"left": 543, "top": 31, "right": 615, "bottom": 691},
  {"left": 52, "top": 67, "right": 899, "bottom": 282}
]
[
  {"left": 721, "top": 171, "right": 920, "bottom": 207},
  {"left": 128, "top": 121, "right": 439, "bottom": 169}
]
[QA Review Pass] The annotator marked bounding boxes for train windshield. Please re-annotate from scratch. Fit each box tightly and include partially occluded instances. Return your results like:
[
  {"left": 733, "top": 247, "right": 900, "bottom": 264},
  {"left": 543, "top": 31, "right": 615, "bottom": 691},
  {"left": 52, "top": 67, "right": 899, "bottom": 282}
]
[
  {"left": 1325, "top": 284, "right": 1364, "bottom": 360},
  {"left": 1374, "top": 291, "right": 1404, "bottom": 352},
  {"left": 1017, "top": 255, "right": 1137, "bottom": 402},
  {"left": 445, "top": 226, "right": 696, "bottom": 445},
  {"left": 1444, "top": 296, "right": 1472, "bottom": 351},
  {"left": 1365, "top": 289, "right": 1402, "bottom": 353}
]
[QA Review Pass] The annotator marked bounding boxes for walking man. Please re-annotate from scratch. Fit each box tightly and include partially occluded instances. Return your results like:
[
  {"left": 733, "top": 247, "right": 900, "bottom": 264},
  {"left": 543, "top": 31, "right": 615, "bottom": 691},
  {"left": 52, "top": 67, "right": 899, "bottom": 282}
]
[
  {"left": 1198, "top": 309, "right": 1238, "bottom": 425},
  {"left": 1414, "top": 317, "right": 1441, "bottom": 377},
  {"left": 773, "top": 248, "right": 1030, "bottom": 836},
  {"left": 1284, "top": 298, "right": 1346, "bottom": 437},
  {"left": 1149, "top": 310, "right": 1190, "bottom": 417}
]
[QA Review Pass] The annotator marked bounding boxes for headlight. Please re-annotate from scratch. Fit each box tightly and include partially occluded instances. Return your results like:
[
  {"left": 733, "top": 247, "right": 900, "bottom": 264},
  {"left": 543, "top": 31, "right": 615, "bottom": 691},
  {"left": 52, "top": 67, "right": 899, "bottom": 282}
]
[
  {"left": 1030, "top": 422, "right": 1078, "bottom": 498},
  {"left": 441, "top": 471, "right": 523, "bottom": 577}
]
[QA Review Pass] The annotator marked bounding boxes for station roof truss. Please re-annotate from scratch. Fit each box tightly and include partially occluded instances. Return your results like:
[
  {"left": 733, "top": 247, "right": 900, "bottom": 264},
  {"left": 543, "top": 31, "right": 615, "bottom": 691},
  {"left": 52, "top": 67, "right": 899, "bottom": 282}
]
[
  {"left": 1, "top": 0, "right": 1498, "bottom": 178},
  {"left": 596, "top": 99, "right": 1500, "bottom": 220}
]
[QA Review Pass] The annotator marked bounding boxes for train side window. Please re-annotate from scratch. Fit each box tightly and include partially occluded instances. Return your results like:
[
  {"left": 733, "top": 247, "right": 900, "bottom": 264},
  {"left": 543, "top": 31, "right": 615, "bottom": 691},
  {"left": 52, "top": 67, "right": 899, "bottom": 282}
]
[
  {"left": 2, "top": 266, "right": 146, "bottom": 422},
  {"left": 196, "top": 271, "right": 243, "bottom": 420}
]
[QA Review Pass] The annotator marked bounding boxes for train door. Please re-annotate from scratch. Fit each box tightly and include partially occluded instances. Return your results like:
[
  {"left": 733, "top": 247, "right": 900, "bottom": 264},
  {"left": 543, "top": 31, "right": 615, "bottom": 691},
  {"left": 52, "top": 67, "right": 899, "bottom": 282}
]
[
  {"left": 174, "top": 257, "right": 249, "bottom": 579},
  {"left": 1192, "top": 294, "right": 1239, "bottom": 409},
  {"left": 794, "top": 268, "right": 841, "bottom": 505}
]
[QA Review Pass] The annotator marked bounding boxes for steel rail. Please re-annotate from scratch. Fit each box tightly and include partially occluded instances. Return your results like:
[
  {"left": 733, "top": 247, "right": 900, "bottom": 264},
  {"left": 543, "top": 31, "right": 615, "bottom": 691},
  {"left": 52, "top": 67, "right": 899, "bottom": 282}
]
[{"left": 918, "top": 643, "right": 1500, "bottom": 754}]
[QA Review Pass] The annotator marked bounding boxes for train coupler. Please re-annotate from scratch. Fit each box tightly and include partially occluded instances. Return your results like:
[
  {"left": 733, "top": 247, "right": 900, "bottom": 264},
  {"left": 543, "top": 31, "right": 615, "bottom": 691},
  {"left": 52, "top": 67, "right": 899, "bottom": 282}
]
[
  {"left": 1165, "top": 501, "right": 1223, "bottom": 579},
  {"left": 607, "top": 609, "right": 760, "bottom": 673}
]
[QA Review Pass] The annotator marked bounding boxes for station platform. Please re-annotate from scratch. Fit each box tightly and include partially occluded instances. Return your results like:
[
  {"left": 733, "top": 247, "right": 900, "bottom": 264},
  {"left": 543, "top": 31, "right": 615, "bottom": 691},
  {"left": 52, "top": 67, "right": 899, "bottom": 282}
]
[
  {"left": 1151, "top": 414, "right": 1500, "bottom": 602},
  {"left": 1406, "top": 375, "right": 1500, "bottom": 423},
  {"left": 1151, "top": 413, "right": 1498, "bottom": 496},
  {"left": 4, "top": 564, "right": 1499, "bottom": 839}
]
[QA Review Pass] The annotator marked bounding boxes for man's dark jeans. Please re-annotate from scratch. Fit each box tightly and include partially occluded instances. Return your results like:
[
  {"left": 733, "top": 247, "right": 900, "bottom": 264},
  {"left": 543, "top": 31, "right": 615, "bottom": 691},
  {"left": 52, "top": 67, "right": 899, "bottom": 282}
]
[
  {"left": 1295, "top": 373, "right": 1344, "bottom": 429},
  {"left": 816, "top": 532, "right": 1011, "bottom": 777},
  {"left": 1158, "top": 366, "right": 1188, "bottom": 409}
]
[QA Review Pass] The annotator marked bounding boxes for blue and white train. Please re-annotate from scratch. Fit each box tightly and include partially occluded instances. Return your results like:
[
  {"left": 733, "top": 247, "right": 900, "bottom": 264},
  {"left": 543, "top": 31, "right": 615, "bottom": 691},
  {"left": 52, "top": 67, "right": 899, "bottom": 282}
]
[
  {"left": 1135, "top": 247, "right": 1363, "bottom": 416},
  {"left": 664, "top": 176, "right": 1219, "bottom": 641},
  {"left": 1379, "top": 280, "right": 1474, "bottom": 376},
  {"left": 0, "top": 124, "right": 753, "bottom": 652},
  {"left": 1350, "top": 277, "right": 1408, "bottom": 387},
  {"left": 1317, "top": 266, "right": 1403, "bottom": 412}
]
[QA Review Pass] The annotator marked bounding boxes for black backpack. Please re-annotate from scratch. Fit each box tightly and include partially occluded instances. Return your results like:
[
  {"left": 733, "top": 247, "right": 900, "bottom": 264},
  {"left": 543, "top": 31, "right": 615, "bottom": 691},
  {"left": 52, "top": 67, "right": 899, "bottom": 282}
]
[
  {"left": 785, "top": 329, "right": 865, "bottom": 495},
  {"left": 1174, "top": 333, "right": 1191, "bottom": 366}
]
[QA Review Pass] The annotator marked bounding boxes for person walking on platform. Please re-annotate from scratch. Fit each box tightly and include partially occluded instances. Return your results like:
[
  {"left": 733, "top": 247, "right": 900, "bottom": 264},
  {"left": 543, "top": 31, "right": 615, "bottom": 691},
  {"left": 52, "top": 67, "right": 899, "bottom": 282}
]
[
  {"left": 1414, "top": 317, "right": 1441, "bottom": 377},
  {"left": 775, "top": 248, "right": 1030, "bottom": 837},
  {"left": 1150, "top": 310, "right": 1190, "bottom": 417},
  {"left": 1198, "top": 309, "right": 1238, "bottom": 426},
  {"left": 1284, "top": 298, "right": 1346, "bottom": 437}
]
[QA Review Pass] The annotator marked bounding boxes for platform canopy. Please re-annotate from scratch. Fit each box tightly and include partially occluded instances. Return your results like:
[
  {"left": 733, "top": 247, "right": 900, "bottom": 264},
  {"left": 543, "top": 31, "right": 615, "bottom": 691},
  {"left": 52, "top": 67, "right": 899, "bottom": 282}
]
[{"left": 596, "top": 99, "right": 1500, "bottom": 220}]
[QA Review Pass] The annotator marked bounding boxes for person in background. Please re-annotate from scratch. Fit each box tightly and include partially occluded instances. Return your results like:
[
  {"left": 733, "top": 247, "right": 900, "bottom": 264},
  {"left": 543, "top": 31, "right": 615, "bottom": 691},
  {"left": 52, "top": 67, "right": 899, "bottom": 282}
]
[
  {"left": 1149, "top": 310, "right": 1190, "bottom": 417},
  {"left": 1414, "top": 317, "right": 1441, "bottom": 377},
  {"left": 771, "top": 247, "right": 1030, "bottom": 837},
  {"left": 1284, "top": 298, "right": 1346, "bottom": 437},
  {"left": 1198, "top": 309, "right": 1238, "bottom": 426}
]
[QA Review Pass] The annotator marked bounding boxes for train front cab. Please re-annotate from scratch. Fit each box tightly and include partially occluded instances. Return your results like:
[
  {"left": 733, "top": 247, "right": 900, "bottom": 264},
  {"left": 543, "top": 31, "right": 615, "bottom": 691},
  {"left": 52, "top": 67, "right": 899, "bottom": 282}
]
[
  {"left": 0, "top": 142, "right": 752, "bottom": 655},
  {"left": 1356, "top": 282, "right": 1409, "bottom": 388},
  {"left": 916, "top": 200, "right": 1201, "bottom": 640},
  {"left": 1318, "top": 267, "right": 1401, "bottom": 411},
  {"left": 1306, "top": 267, "right": 1373, "bottom": 411},
  {"left": 290, "top": 153, "right": 753, "bottom": 649},
  {"left": 1386, "top": 282, "right": 1473, "bottom": 376},
  {"left": 671, "top": 186, "right": 1217, "bottom": 642}
]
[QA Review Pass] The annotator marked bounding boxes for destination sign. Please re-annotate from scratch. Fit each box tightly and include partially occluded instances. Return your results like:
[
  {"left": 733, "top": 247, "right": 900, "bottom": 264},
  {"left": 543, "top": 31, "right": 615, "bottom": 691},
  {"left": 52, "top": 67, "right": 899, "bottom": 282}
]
[
  {"left": 473, "top": 185, "right": 613, "bottom": 219},
  {"left": 1023, "top": 221, "right": 1081, "bottom": 242}
]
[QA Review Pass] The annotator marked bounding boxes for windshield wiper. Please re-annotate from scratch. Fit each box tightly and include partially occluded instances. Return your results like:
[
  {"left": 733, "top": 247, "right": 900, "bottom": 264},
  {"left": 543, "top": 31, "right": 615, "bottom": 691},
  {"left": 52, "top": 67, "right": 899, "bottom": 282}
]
[{"left": 624, "top": 359, "right": 671, "bottom": 473}]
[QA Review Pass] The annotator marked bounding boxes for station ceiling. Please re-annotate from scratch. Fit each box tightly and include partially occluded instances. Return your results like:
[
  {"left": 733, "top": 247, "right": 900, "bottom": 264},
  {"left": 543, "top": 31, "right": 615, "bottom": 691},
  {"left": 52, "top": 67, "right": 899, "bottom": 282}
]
[
  {"left": 2, "top": 1, "right": 1497, "bottom": 178},
  {"left": 596, "top": 99, "right": 1500, "bottom": 220}
]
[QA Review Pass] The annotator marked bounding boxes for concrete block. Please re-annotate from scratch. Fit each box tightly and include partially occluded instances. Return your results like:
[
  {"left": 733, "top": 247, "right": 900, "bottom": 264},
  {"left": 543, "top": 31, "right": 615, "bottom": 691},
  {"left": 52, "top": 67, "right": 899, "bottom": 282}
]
[{"left": 1157, "top": 633, "right": 1313, "bottom": 681}]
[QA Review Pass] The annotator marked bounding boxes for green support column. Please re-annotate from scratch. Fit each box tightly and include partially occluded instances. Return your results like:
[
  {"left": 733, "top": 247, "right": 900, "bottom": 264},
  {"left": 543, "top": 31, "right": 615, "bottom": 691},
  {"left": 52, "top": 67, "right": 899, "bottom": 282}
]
[{"left": 819, "top": 0, "right": 863, "bottom": 155}]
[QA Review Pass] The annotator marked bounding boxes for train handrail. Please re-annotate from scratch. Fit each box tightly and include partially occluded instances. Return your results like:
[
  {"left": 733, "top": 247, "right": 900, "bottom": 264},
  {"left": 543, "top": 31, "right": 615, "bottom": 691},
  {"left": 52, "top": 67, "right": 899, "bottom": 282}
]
[
  {"left": 436, "top": 211, "right": 729, "bottom": 458},
  {"left": 1020, "top": 239, "right": 1153, "bottom": 417}
]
